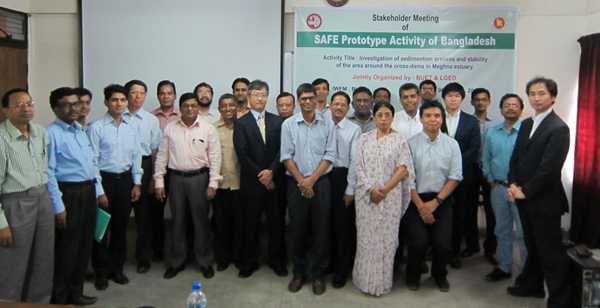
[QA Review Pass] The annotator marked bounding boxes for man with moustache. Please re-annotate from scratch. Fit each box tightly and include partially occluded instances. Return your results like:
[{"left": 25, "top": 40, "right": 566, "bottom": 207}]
[
  {"left": 419, "top": 80, "right": 438, "bottom": 103},
  {"left": 328, "top": 91, "right": 361, "bottom": 289},
  {"left": 155, "top": 92, "right": 222, "bottom": 280},
  {"left": 440, "top": 82, "right": 480, "bottom": 269},
  {"left": 75, "top": 87, "right": 93, "bottom": 130},
  {"left": 123, "top": 80, "right": 162, "bottom": 274},
  {"left": 349, "top": 86, "right": 376, "bottom": 133},
  {"left": 212, "top": 94, "right": 243, "bottom": 271},
  {"left": 194, "top": 82, "right": 219, "bottom": 123},
  {"left": 282, "top": 83, "right": 336, "bottom": 295},
  {"left": 405, "top": 100, "right": 462, "bottom": 292},
  {"left": 149, "top": 80, "right": 180, "bottom": 262},
  {"left": 507, "top": 77, "right": 571, "bottom": 307},
  {"left": 47, "top": 87, "right": 102, "bottom": 306},
  {"left": 232, "top": 77, "right": 250, "bottom": 118},
  {"left": 373, "top": 87, "right": 391, "bottom": 104},
  {"left": 462, "top": 88, "right": 502, "bottom": 264},
  {"left": 482, "top": 93, "right": 527, "bottom": 282},
  {"left": 276, "top": 92, "right": 295, "bottom": 120},
  {"left": 234, "top": 80, "right": 287, "bottom": 278},
  {"left": 312, "top": 78, "right": 332, "bottom": 118},
  {"left": 0, "top": 89, "right": 54, "bottom": 303},
  {"left": 87, "top": 84, "right": 142, "bottom": 290}
]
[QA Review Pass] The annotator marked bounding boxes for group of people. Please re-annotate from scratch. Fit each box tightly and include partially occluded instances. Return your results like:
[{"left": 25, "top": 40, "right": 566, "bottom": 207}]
[{"left": 0, "top": 75, "right": 572, "bottom": 307}]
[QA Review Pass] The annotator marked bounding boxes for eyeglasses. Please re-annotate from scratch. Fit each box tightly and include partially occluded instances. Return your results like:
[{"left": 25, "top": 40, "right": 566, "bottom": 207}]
[
  {"left": 502, "top": 103, "right": 520, "bottom": 109},
  {"left": 472, "top": 98, "right": 490, "bottom": 103},
  {"left": 421, "top": 88, "right": 435, "bottom": 92},
  {"left": 250, "top": 92, "right": 267, "bottom": 99},
  {"left": 299, "top": 96, "right": 316, "bottom": 102},
  {"left": 58, "top": 101, "right": 82, "bottom": 109},
  {"left": 197, "top": 91, "right": 212, "bottom": 96},
  {"left": 277, "top": 103, "right": 293, "bottom": 108},
  {"left": 6, "top": 101, "right": 35, "bottom": 109},
  {"left": 129, "top": 90, "right": 147, "bottom": 96}
]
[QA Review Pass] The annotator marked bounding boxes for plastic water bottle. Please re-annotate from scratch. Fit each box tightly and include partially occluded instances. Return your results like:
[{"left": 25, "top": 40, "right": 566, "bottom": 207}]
[{"left": 187, "top": 282, "right": 206, "bottom": 308}]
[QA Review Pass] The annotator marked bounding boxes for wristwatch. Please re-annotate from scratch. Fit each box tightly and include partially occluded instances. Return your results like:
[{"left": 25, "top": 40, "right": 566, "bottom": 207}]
[{"left": 435, "top": 196, "right": 444, "bottom": 205}]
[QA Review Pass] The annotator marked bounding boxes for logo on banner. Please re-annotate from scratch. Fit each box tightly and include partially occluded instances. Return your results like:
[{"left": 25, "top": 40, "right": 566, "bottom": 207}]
[
  {"left": 326, "top": 0, "right": 349, "bottom": 7},
  {"left": 493, "top": 17, "right": 506, "bottom": 29},
  {"left": 307, "top": 14, "right": 322, "bottom": 29}
]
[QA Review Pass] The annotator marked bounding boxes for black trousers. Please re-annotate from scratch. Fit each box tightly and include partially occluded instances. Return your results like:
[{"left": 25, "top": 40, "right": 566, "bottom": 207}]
[
  {"left": 465, "top": 164, "right": 496, "bottom": 254},
  {"left": 132, "top": 157, "right": 152, "bottom": 262},
  {"left": 149, "top": 169, "right": 170, "bottom": 256},
  {"left": 517, "top": 208, "right": 571, "bottom": 308},
  {"left": 241, "top": 188, "right": 286, "bottom": 267},
  {"left": 328, "top": 167, "right": 356, "bottom": 276},
  {"left": 52, "top": 180, "right": 96, "bottom": 304},
  {"left": 405, "top": 192, "right": 453, "bottom": 281},
  {"left": 288, "top": 176, "right": 331, "bottom": 278},
  {"left": 211, "top": 188, "right": 243, "bottom": 266},
  {"left": 92, "top": 171, "right": 133, "bottom": 278},
  {"left": 451, "top": 183, "right": 468, "bottom": 254}
]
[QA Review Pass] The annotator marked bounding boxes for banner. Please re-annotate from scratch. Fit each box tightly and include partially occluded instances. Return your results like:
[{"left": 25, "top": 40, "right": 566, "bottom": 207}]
[{"left": 295, "top": 7, "right": 518, "bottom": 114}]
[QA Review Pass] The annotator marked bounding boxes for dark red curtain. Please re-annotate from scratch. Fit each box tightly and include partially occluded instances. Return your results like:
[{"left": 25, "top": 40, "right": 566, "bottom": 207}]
[{"left": 570, "top": 33, "right": 600, "bottom": 248}]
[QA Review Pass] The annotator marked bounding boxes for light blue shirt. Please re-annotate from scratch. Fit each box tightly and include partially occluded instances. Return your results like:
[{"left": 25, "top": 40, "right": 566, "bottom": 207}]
[
  {"left": 334, "top": 118, "right": 361, "bottom": 195},
  {"left": 482, "top": 121, "right": 521, "bottom": 183},
  {"left": 87, "top": 113, "right": 143, "bottom": 185},
  {"left": 123, "top": 108, "right": 162, "bottom": 156},
  {"left": 280, "top": 112, "right": 336, "bottom": 177},
  {"left": 46, "top": 119, "right": 104, "bottom": 213},
  {"left": 250, "top": 109, "right": 266, "bottom": 126},
  {"left": 408, "top": 131, "right": 463, "bottom": 193}
]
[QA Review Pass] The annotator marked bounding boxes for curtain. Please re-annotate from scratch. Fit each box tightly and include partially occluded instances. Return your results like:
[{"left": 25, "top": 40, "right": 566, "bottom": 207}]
[{"left": 570, "top": 33, "right": 600, "bottom": 248}]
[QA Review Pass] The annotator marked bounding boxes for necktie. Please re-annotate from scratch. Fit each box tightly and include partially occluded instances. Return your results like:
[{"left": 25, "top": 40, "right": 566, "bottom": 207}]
[{"left": 258, "top": 113, "right": 266, "bottom": 143}]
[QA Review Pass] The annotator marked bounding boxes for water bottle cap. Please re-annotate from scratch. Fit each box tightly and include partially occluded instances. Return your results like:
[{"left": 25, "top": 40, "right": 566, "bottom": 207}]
[{"left": 192, "top": 282, "right": 201, "bottom": 291}]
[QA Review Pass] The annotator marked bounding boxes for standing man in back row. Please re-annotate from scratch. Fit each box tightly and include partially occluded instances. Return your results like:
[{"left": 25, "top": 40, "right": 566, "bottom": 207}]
[{"left": 507, "top": 77, "right": 571, "bottom": 307}]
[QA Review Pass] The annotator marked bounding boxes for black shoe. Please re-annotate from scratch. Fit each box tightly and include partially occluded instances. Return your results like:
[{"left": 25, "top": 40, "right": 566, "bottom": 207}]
[
  {"left": 485, "top": 268, "right": 512, "bottom": 282},
  {"left": 151, "top": 251, "right": 164, "bottom": 262},
  {"left": 460, "top": 248, "right": 480, "bottom": 258},
  {"left": 269, "top": 263, "right": 288, "bottom": 277},
  {"left": 332, "top": 273, "right": 347, "bottom": 289},
  {"left": 433, "top": 277, "right": 450, "bottom": 292},
  {"left": 238, "top": 263, "right": 259, "bottom": 278},
  {"left": 94, "top": 277, "right": 108, "bottom": 291},
  {"left": 507, "top": 286, "right": 545, "bottom": 298},
  {"left": 164, "top": 265, "right": 185, "bottom": 279},
  {"left": 68, "top": 295, "right": 97, "bottom": 306},
  {"left": 421, "top": 261, "right": 429, "bottom": 274},
  {"left": 449, "top": 255, "right": 462, "bottom": 269},
  {"left": 217, "top": 262, "right": 230, "bottom": 272},
  {"left": 110, "top": 272, "right": 129, "bottom": 285},
  {"left": 137, "top": 260, "right": 150, "bottom": 274},
  {"left": 406, "top": 279, "right": 420, "bottom": 291},
  {"left": 485, "top": 252, "right": 499, "bottom": 266},
  {"left": 201, "top": 265, "right": 215, "bottom": 279}
]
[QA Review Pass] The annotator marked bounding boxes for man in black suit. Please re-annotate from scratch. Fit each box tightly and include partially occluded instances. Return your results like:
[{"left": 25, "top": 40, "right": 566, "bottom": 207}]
[
  {"left": 507, "top": 77, "right": 571, "bottom": 307},
  {"left": 233, "top": 79, "right": 287, "bottom": 278},
  {"left": 440, "top": 82, "right": 481, "bottom": 269}
]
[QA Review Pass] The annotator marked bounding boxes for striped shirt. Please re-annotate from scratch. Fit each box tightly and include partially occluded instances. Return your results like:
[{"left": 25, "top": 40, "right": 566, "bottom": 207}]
[{"left": 0, "top": 120, "right": 49, "bottom": 229}]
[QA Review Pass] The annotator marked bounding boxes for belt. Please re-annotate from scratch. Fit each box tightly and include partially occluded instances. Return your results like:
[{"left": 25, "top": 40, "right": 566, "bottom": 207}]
[
  {"left": 142, "top": 155, "right": 151, "bottom": 161},
  {"left": 494, "top": 180, "right": 509, "bottom": 187},
  {"left": 170, "top": 168, "right": 209, "bottom": 177},
  {"left": 58, "top": 179, "right": 96, "bottom": 188},
  {"left": 100, "top": 170, "right": 132, "bottom": 179}
]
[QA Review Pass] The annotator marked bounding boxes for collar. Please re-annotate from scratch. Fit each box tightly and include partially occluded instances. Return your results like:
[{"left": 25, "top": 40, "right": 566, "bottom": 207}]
[
  {"left": 124, "top": 108, "right": 147, "bottom": 119},
  {"left": 446, "top": 111, "right": 460, "bottom": 118},
  {"left": 419, "top": 131, "right": 440, "bottom": 143},
  {"left": 500, "top": 120, "right": 521, "bottom": 132},
  {"left": 5, "top": 120, "right": 36, "bottom": 140},
  {"left": 532, "top": 108, "right": 553, "bottom": 123},
  {"left": 153, "top": 107, "right": 180, "bottom": 117},
  {"left": 54, "top": 118, "right": 84, "bottom": 132},
  {"left": 336, "top": 117, "right": 349, "bottom": 130},
  {"left": 102, "top": 113, "right": 128, "bottom": 126},
  {"left": 295, "top": 111, "right": 324, "bottom": 124},
  {"left": 178, "top": 115, "right": 202, "bottom": 128},
  {"left": 402, "top": 109, "right": 419, "bottom": 120},
  {"left": 250, "top": 109, "right": 266, "bottom": 120}
]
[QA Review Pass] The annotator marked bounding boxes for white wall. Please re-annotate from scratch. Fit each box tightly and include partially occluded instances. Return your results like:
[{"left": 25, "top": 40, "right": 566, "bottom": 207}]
[{"left": 0, "top": 0, "right": 29, "bottom": 13}]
